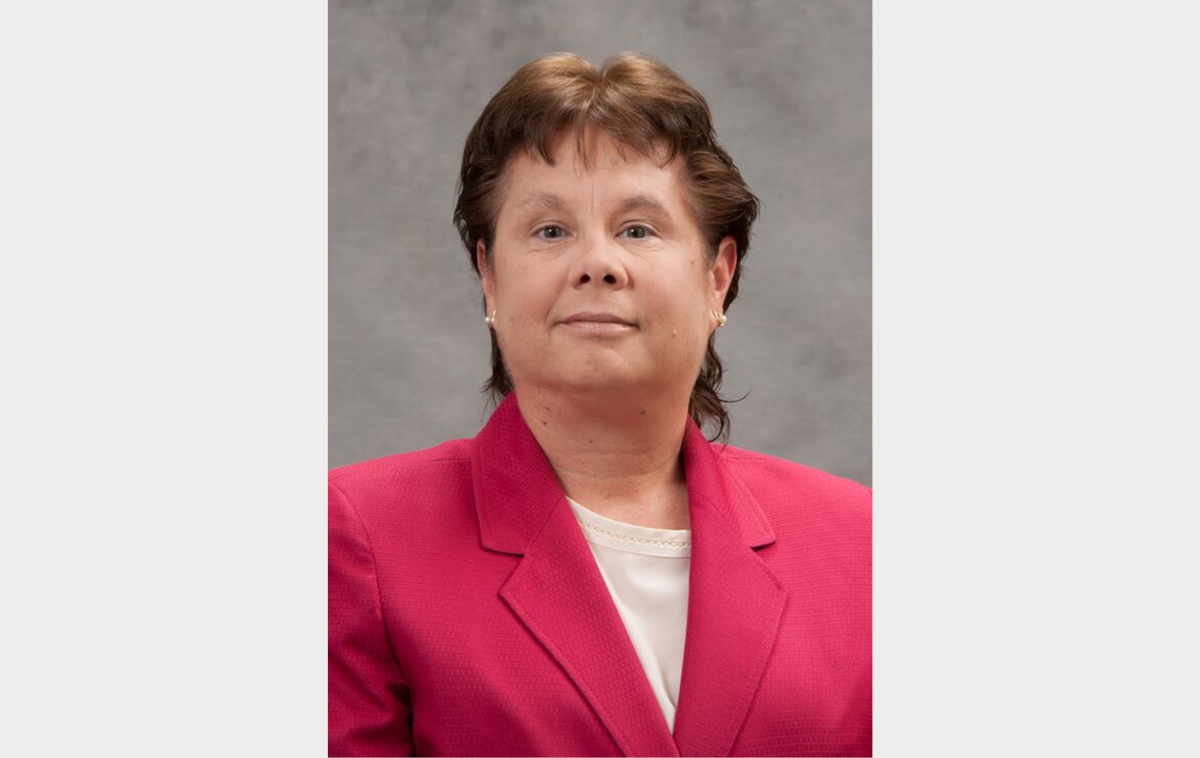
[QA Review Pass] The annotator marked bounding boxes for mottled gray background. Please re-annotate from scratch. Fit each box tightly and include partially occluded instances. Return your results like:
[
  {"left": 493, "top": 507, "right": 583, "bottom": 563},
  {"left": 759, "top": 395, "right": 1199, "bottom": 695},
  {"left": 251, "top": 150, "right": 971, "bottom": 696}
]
[{"left": 330, "top": 0, "right": 871, "bottom": 485}]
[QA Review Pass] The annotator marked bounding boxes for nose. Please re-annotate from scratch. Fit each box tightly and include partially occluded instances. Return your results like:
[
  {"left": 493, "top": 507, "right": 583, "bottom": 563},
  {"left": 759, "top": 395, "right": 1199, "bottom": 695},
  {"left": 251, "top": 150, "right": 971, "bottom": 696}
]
[{"left": 568, "top": 235, "right": 629, "bottom": 289}]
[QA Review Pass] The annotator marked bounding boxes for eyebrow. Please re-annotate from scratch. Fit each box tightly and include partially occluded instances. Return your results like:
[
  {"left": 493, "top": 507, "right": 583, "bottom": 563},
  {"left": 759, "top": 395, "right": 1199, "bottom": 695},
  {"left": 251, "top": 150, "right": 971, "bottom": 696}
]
[
  {"left": 616, "top": 194, "right": 672, "bottom": 218},
  {"left": 514, "top": 191, "right": 673, "bottom": 218},
  {"left": 515, "top": 191, "right": 568, "bottom": 212}
]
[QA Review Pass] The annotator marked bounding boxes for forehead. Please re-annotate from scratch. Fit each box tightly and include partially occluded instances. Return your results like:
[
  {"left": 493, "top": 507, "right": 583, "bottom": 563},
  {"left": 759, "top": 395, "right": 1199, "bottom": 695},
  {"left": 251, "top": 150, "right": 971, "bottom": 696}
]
[{"left": 499, "top": 129, "right": 690, "bottom": 211}]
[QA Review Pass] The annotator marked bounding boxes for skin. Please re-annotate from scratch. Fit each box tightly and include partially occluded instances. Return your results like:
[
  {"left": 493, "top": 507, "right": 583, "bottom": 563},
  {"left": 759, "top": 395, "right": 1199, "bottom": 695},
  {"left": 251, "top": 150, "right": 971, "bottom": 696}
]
[{"left": 477, "top": 128, "right": 736, "bottom": 529}]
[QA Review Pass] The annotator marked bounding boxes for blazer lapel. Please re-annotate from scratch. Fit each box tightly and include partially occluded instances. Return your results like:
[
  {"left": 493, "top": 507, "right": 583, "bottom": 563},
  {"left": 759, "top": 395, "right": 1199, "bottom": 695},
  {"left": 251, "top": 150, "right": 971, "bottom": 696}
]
[
  {"left": 474, "top": 396, "right": 680, "bottom": 757},
  {"left": 671, "top": 423, "right": 788, "bottom": 758}
]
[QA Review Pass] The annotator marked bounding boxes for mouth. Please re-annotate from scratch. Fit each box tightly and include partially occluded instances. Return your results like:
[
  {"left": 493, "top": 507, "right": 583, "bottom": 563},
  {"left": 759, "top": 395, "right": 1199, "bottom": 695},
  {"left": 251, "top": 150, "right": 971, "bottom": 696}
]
[{"left": 559, "top": 311, "right": 638, "bottom": 333}]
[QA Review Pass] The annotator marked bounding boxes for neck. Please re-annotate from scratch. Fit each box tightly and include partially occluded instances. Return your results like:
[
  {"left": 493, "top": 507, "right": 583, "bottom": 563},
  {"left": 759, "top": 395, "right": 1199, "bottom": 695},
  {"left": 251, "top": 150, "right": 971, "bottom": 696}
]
[{"left": 514, "top": 385, "right": 692, "bottom": 530}]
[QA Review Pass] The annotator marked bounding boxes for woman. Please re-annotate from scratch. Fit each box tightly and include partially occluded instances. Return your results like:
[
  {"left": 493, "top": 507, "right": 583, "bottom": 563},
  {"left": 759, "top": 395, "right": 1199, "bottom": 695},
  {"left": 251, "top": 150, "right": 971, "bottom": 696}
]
[{"left": 329, "top": 53, "right": 871, "bottom": 757}]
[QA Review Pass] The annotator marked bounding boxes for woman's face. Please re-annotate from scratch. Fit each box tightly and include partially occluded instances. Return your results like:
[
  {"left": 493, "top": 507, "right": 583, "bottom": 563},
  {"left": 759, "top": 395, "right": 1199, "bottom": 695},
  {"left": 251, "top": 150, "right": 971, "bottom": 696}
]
[{"left": 478, "top": 129, "right": 736, "bottom": 405}]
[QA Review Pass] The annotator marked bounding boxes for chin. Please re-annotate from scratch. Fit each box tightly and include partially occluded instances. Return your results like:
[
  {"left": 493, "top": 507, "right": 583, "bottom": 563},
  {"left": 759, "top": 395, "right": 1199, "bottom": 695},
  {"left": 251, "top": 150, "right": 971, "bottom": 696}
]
[
  {"left": 522, "top": 362, "right": 644, "bottom": 396},
  {"left": 562, "top": 368, "right": 640, "bottom": 393}
]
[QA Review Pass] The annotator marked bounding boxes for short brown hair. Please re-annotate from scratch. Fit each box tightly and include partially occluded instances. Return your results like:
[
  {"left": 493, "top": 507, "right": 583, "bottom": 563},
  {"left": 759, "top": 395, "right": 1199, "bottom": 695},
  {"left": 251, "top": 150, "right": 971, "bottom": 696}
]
[{"left": 453, "top": 52, "right": 759, "bottom": 442}]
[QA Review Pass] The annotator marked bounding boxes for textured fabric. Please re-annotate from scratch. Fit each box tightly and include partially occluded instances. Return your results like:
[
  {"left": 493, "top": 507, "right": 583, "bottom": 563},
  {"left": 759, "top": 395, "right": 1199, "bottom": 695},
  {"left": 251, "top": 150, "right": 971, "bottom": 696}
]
[
  {"left": 566, "top": 496, "right": 691, "bottom": 733},
  {"left": 329, "top": 394, "right": 872, "bottom": 757}
]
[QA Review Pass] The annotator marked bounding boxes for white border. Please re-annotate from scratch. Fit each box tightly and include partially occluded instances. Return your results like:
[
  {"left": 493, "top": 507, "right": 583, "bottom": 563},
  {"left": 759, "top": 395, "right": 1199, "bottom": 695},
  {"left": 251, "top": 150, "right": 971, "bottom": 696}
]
[
  {"left": 3, "top": 2, "right": 327, "bottom": 754},
  {"left": 877, "top": 1, "right": 1199, "bottom": 755}
]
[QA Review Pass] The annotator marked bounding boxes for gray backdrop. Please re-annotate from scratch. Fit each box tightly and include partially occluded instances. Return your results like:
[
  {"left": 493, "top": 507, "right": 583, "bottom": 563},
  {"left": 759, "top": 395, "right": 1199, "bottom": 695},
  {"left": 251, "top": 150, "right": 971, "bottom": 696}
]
[{"left": 330, "top": 0, "right": 871, "bottom": 486}]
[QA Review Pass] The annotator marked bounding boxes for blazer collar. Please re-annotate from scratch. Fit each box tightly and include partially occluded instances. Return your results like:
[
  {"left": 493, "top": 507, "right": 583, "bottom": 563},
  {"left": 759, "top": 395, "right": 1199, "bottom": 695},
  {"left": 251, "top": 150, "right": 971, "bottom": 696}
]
[
  {"left": 473, "top": 394, "right": 786, "bottom": 757},
  {"left": 472, "top": 393, "right": 776, "bottom": 554}
]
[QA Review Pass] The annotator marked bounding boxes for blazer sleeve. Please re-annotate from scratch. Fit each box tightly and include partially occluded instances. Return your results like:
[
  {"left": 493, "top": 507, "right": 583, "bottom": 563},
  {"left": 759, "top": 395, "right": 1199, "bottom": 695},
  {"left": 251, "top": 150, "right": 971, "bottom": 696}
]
[{"left": 329, "top": 481, "right": 414, "bottom": 757}]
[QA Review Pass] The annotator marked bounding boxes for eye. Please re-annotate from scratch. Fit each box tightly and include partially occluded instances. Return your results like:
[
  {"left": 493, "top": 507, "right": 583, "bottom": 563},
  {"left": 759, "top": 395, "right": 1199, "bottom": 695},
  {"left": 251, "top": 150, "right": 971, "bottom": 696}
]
[
  {"left": 535, "top": 225, "right": 567, "bottom": 241},
  {"left": 620, "top": 225, "right": 653, "bottom": 240}
]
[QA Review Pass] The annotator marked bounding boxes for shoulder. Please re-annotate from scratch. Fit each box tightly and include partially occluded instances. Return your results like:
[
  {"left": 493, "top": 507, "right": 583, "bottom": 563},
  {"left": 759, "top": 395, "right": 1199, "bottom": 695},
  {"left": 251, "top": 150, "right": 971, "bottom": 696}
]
[
  {"left": 715, "top": 445, "right": 870, "bottom": 498},
  {"left": 330, "top": 437, "right": 473, "bottom": 487},
  {"left": 328, "top": 438, "right": 476, "bottom": 525},
  {"left": 714, "top": 445, "right": 871, "bottom": 530}
]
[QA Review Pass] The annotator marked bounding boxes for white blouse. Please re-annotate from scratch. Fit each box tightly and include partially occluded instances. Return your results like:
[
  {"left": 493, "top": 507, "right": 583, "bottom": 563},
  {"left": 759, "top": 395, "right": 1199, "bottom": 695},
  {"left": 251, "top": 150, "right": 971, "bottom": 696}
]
[{"left": 565, "top": 497, "right": 692, "bottom": 733}]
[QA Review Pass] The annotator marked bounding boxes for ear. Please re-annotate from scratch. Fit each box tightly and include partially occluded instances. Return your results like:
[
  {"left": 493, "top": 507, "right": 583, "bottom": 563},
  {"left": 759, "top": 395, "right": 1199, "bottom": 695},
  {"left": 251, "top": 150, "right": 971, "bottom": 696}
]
[
  {"left": 709, "top": 235, "right": 738, "bottom": 308},
  {"left": 476, "top": 240, "right": 495, "bottom": 306}
]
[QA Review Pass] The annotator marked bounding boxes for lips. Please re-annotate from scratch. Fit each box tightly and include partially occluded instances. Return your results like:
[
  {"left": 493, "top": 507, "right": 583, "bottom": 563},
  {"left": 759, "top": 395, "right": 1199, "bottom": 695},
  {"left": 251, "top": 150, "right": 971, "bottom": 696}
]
[{"left": 561, "top": 311, "right": 636, "bottom": 326}]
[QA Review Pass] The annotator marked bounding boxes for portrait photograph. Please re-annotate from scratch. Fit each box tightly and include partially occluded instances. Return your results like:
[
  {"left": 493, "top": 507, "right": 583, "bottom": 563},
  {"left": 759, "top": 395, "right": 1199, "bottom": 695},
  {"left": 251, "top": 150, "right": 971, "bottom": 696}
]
[{"left": 329, "top": 0, "right": 870, "bottom": 755}]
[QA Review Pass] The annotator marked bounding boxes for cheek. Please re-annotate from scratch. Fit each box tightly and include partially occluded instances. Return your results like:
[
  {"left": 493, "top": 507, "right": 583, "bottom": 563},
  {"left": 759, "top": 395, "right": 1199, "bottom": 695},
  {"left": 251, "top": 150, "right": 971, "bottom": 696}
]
[
  {"left": 495, "top": 259, "right": 535, "bottom": 299},
  {"left": 651, "top": 289, "right": 710, "bottom": 349},
  {"left": 495, "top": 261, "right": 562, "bottom": 330}
]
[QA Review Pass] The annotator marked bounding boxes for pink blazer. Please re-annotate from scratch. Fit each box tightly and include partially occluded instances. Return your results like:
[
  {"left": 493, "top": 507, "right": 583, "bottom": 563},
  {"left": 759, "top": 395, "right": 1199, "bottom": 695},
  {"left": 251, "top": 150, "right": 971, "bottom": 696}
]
[{"left": 329, "top": 395, "right": 872, "bottom": 756}]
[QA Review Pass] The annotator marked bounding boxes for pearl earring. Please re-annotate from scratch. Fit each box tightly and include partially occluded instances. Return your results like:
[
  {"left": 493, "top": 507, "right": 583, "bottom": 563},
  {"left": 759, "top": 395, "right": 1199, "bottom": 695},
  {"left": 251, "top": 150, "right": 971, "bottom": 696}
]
[
  {"left": 485, "top": 310, "right": 496, "bottom": 328},
  {"left": 713, "top": 310, "right": 727, "bottom": 327}
]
